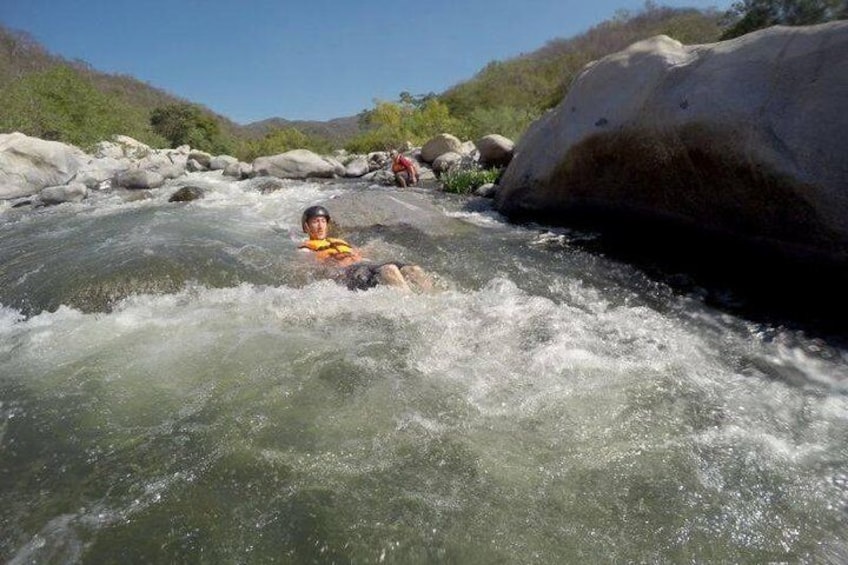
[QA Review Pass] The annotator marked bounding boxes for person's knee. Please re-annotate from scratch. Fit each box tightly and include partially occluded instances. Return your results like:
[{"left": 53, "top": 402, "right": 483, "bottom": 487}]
[
  {"left": 400, "top": 265, "right": 433, "bottom": 291},
  {"left": 376, "top": 264, "right": 409, "bottom": 289}
]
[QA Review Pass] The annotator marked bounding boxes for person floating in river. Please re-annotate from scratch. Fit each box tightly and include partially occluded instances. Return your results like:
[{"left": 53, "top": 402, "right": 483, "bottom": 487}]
[
  {"left": 299, "top": 205, "right": 433, "bottom": 292},
  {"left": 390, "top": 149, "right": 418, "bottom": 188}
]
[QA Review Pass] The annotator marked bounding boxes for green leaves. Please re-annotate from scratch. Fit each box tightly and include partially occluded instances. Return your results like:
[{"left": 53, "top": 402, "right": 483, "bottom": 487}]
[
  {"left": 440, "top": 6, "right": 726, "bottom": 141},
  {"left": 440, "top": 167, "right": 501, "bottom": 195},
  {"left": 721, "top": 0, "right": 846, "bottom": 39},
  {"left": 344, "top": 98, "right": 464, "bottom": 153},
  {"left": 150, "top": 103, "right": 228, "bottom": 154},
  {"left": 0, "top": 65, "right": 165, "bottom": 150},
  {"left": 236, "top": 127, "right": 330, "bottom": 161}
]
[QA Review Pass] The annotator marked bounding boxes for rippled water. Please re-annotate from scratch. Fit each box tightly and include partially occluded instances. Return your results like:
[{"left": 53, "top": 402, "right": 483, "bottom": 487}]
[{"left": 1, "top": 173, "right": 846, "bottom": 563}]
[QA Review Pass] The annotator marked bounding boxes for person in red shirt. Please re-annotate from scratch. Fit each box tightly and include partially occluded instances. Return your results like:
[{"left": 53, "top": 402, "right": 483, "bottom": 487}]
[{"left": 390, "top": 149, "right": 419, "bottom": 187}]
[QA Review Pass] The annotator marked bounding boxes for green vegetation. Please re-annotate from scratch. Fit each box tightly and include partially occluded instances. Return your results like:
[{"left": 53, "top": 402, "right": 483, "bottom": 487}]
[
  {"left": 440, "top": 3, "right": 725, "bottom": 142},
  {"left": 236, "top": 126, "right": 332, "bottom": 161},
  {"left": 344, "top": 97, "right": 464, "bottom": 153},
  {"left": 150, "top": 103, "right": 230, "bottom": 153},
  {"left": 440, "top": 167, "right": 502, "bottom": 195},
  {"left": 7, "top": 2, "right": 840, "bottom": 160},
  {"left": 720, "top": 0, "right": 847, "bottom": 39},
  {"left": 0, "top": 65, "right": 166, "bottom": 149}
]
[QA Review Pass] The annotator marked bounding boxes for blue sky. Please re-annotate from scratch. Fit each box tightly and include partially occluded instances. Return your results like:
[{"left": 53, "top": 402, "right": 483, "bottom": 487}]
[{"left": 1, "top": 0, "right": 732, "bottom": 124}]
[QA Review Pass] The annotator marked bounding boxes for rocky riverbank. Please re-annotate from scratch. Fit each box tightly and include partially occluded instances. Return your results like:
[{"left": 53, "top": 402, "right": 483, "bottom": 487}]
[
  {"left": 0, "top": 131, "right": 515, "bottom": 207},
  {"left": 3, "top": 22, "right": 847, "bottom": 332}
]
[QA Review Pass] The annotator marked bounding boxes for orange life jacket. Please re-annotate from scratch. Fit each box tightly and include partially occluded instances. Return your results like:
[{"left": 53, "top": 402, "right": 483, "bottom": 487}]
[{"left": 299, "top": 237, "right": 354, "bottom": 261}]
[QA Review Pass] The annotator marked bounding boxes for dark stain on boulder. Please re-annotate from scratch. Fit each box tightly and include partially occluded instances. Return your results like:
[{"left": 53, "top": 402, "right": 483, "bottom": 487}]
[
  {"left": 497, "top": 123, "right": 848, "bottom": 332},
  {"left": 503, "top": 123, "right": 841, "bottom": 259}
]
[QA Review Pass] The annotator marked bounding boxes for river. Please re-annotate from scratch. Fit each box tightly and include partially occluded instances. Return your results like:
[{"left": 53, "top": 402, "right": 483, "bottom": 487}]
[{"left": 1, "top": 172, "right": 846, "bottom": 563}]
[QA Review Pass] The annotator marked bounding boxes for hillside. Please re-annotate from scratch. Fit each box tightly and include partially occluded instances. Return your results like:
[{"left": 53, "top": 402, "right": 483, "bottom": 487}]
[
  {"left": 439, "top": 5, "right": 724, "bottom": 139},
  {"left": 243, "top": 116, "right": 361, "bottom": 145},
  {"left": 1, "top": 5, "right": 726, "bottom": 155}
]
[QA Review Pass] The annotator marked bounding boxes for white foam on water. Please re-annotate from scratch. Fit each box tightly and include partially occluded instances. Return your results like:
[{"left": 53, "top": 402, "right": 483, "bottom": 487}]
[
  {"left": 444, "top": 207, "right": 508, "bottom": 228},
  {"left": 3, "top": 174, "right": 848, "bottom": 562}
]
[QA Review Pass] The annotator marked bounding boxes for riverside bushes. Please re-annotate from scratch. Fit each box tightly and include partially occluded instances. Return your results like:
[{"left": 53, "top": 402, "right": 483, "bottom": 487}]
[
  {"left": 440, "top": 167, "right": 501, "bottom": 195},
  {"left": 0, "top": 65, "right": 166, "bottom": 149}
]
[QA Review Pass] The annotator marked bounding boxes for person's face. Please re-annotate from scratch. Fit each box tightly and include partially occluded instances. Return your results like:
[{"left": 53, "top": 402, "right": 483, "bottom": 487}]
[{"left": 306, "top": 216, "right": 328, "bottom": 239}]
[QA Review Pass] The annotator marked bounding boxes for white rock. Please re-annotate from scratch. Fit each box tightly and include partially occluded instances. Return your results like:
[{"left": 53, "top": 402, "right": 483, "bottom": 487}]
[
  {"left": 0, "top": 132, "right": 88, "bottom": 199},
  {"left": 40, "top": 182, "right": 88, "bottom": 204}
]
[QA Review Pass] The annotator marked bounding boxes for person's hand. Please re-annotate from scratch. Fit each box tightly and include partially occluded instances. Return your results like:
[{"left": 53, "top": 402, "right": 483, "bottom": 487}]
[{"left": 332, "top": 248, "right": 363, "bottom": 267}]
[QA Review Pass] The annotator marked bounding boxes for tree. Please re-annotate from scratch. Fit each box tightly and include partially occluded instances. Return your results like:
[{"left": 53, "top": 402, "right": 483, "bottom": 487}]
[
  {"left": 398, "top": 91, "right": 437, "bottom": 109},
  {"left": 721, "top": 0, "right": 846, "bottom": 39},
  {"left": 409, "top": 98, "right": 465, "bottom": 139},
  {"left": 150, "top": 103, "right": 229, "bottom": 153},
  {"left": 344, "top": 98, "right": 465, "bottom": 153}
]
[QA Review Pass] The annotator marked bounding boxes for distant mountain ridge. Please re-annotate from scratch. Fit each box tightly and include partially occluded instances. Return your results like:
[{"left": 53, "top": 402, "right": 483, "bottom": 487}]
[
  {"left": 243, "top": 116, "right": 361, "bottom": 144},
  {"left": 1, "top": 5, "right": 727, "bottom": 152},
  {"left": 0, "top": 24, "right": 361, "bottom": 141}
]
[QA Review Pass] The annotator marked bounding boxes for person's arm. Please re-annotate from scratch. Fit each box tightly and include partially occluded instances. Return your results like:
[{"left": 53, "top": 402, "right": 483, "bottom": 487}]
[{"left": 331, "top": 246, "right": 363, "bottom": 267}]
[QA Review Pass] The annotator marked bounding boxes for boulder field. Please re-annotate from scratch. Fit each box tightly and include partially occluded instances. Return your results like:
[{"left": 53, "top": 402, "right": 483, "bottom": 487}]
[
  {"left": 0, "top": 130, "right": 514, "bottom": 205},
  {"left": 496, "top": 22, "right": 848, "bottom": 267}
]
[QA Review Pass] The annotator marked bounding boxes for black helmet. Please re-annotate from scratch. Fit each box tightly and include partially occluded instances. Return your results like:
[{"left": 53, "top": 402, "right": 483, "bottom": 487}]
[{"left": 301, "top": 205, "right": 331, "bottom": 232}]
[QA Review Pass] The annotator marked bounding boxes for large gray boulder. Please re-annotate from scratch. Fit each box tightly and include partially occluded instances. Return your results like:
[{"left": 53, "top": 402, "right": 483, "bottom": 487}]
[
  {"left": 209, "top": 154, "right": 238, "bottom": 170},
  {"left": 317, "top": 187, "right": 470, "bottom": 237},
  {"left": 496, "top": 22, "right": 848, "bottom": 262},
  {"left": 115, "top": 169, "right": 166, "bottom": 189},
  {"left": 344, "top": 157, "right": 370, "bottom": 178},
  {"left": 420, "top": 134, "right": 463, "bottom": 164},
  {"left": 252, "top": 149, "right": 344, "bottom": 179},
  {"left": 476, "top": 134, "right": 514, "bottom": 168},
  {"left": 0, "top": 133, "right": 88, "bottom": 199},
  {"left": 432, "top": 151, "right": 463, "bottom": 174},
  {"left": 188, "top": 150, "right": 212, "bottom": 169},
  {"left": 94, "top": 135, "right": 152, "bottom": 160},
  {"left": 74, "top": 156, "right": 132, "bottom": 189},
  {"left": 40, "top": 182, "right": 88, "bottom": 205},
  {"left": 223, "top": 161, "right": 253, "bottom": 180}
]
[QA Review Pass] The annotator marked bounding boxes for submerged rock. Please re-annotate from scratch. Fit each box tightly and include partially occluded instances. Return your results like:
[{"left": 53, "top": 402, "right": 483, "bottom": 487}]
[{"left": 168, "top": 185, "right": 205, "bottom": 202}]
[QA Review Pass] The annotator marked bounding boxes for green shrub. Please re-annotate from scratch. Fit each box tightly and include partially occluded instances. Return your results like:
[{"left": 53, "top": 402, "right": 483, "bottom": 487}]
[
  {"left": 465, "top": 105, "right": 537, "bottom": 142},
  {"left": 344, "top": 98, "right": 467, "bottom": 153},
  {"left": 440, "top": 167, "right": 501, "bottom": 194},
  {"left": 344, "top": 127, "right": 408, "bottom": 154},
  {"left": 0, "top": 65, "right": 166, "bottom": 149},
  {"left": 150, "top": 103, "right": 233, "bottom": 154},
  {"left": 234, "top": 127, "right": 331, "bottom": 161}
]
